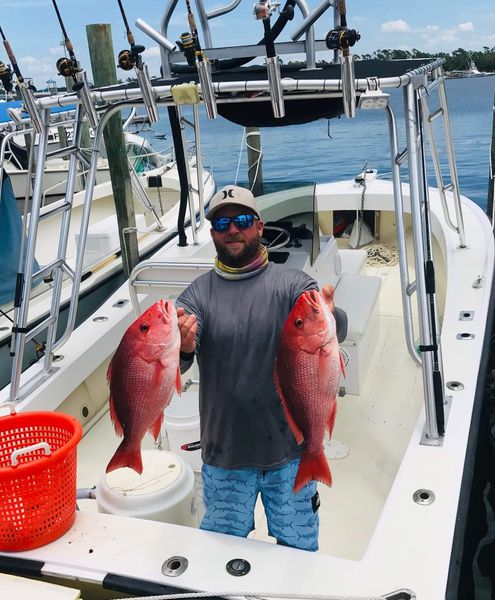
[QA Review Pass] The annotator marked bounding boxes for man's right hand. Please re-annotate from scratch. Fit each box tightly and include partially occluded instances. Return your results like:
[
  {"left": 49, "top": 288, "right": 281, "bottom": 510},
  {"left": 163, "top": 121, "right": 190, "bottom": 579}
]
[{"left": 176, "top": 307, "right": 197, "bottom": 354}]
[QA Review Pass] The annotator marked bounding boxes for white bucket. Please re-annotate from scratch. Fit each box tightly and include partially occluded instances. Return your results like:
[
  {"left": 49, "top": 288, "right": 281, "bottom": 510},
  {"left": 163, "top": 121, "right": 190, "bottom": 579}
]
[
  {"left": 96, "top": 449, "right": 197, "bottom": 527},
  {"left": 163, "top": 391, "right": 202, "bottom": 471}
]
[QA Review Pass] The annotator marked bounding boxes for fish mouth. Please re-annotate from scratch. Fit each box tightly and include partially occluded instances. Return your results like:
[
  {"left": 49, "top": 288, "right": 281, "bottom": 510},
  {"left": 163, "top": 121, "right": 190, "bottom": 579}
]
[
  {"left": 157, "top": 299, "right": 175, "bottom": 322},
  {"left": 304, "top": 290, "right": 331, "bottom": 343},
  {"left": 304, "top": 289, "right": 321, "bottom": 309}
]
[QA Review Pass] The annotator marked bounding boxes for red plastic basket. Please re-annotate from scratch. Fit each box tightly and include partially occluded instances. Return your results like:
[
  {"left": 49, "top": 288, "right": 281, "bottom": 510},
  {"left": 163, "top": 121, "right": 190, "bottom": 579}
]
[{"left": 0, "top": 408, "right": 82, "bottom": 552}]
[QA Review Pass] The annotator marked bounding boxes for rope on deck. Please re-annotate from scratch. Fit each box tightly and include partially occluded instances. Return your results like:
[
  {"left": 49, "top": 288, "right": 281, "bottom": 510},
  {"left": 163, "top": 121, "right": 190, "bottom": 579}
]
[
  {"left": 107, "top": 590, "right": 398, "bottom": 600},
  {"left": 366, "top": 243, "right": 399, "bottom": 267}
]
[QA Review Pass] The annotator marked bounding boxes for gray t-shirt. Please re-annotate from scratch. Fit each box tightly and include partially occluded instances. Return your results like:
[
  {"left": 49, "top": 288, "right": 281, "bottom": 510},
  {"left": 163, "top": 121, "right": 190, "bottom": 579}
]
[{"left": 176, "top": 262, "right": 344, "bottom": 470}]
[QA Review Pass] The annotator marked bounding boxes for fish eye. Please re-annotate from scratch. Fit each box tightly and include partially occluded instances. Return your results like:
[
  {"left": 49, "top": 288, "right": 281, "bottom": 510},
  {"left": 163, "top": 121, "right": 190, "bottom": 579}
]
[
  {"left": 140, "top": 323, "right": 150, "bottom": 333},
  {"left": 295, "top": 318, "right": 303, "bottom": 328}
]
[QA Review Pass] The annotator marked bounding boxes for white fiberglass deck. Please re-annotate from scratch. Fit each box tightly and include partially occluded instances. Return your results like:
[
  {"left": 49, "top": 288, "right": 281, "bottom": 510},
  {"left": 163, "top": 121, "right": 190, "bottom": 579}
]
[{"left": 75, "top": 234, "right": 425, "bottom": 561}]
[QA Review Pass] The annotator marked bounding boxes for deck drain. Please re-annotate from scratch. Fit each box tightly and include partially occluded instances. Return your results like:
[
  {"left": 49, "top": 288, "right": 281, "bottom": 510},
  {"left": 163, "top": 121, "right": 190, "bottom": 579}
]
[
  {"left": 413, "top": 489, "right": 435, "bottom": 505},
  {"left": 93, "top": 316, "right": 108, "bottom": 323},
  {"left": 161, "top": 556, "right": 188, "bottom": 577},
  {"left": 447, "top": 381, "right": 464, "bottom": 391},
  {"left": 112, "top": 299, "right": 129, "bottom": 308},
  {"left": 325, "top": 440, "right": 350, "bottom": 460},
  {"left": 456, "top": 332, "right": 475, "bottom": 340},
  {"left": 226, "top": 558, "right": 251, "bottom": 576}
]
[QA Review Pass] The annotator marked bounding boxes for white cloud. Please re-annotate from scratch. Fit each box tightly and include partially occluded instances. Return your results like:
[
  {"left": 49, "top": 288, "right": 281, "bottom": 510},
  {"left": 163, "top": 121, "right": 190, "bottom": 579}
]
[
  {"left": 380, "top": 20, "right": 411, "bottom": 33},
  {"left": 18, "top": 55, "right": 66, "bottom": 88},
  {"left": 142, "top": 46, "right": 161, "bottom": 58},
  {"left": 458, "top": 22, "right": 474, "bottom": 32},
  {"left": 416, "top": 25, "right": 440, "bottom": 33}
]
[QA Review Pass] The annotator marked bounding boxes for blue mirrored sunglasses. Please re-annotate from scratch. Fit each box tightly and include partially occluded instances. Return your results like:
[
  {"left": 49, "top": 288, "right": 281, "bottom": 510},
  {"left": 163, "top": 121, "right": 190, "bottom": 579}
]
[{"left": 211, "top": 214, "right": 258, "bottom": 232}]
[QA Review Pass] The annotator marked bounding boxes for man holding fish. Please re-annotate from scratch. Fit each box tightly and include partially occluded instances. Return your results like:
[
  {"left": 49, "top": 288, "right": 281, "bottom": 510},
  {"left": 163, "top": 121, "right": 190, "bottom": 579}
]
[{"left": 176, "top": 184, "right": 347, "bottom": 552}]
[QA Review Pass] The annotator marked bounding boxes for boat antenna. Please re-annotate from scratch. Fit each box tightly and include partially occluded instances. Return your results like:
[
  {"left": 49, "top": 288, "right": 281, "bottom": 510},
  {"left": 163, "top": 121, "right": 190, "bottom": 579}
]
[
  {"left": 325, "top": 0, "right": 360, "bottom": 118},
  {"left": 50, "top": 0, "right": 98, "bottom": 128},
  {"left": 0, "top": 25, "right": 43, "bottom": 132},
  {"left": 115, "top": 0, "right": 159, "bottom": 123}
]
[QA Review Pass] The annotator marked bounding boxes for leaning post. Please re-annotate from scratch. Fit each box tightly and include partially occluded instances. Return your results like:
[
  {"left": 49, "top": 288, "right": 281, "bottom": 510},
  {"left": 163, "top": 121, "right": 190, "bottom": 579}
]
[{"left": 86, "top": 23, "right": 139, "bottom": 277}]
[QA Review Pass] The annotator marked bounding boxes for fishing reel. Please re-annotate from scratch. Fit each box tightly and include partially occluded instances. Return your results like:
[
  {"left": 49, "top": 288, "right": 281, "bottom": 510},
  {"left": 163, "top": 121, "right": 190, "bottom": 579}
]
[
  {"left": 118, "top": 45, "right": 145, "bottom": 71},
  {"left": 253, "top": 0, "right": 280, "bottom": 20},
  {"left": 56, "top": 56, "right": 79, "bottom": 78},
  {"left": 0, "top": 60, "right": 13, "bottom": 92},
  {"left": 176, "top": 32, "right": 199, "bottom": 67},
  {"left": 325, "top": 27, "right": 360, "bottom": 51}
]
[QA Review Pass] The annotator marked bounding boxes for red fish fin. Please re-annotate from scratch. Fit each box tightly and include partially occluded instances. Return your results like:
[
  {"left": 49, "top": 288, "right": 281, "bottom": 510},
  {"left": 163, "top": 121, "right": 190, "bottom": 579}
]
[
  {"left": 274, "top": 363, "right": 304, "bottom": 445},
  {"left": 148, "top": 412, "right": 164, "bottom": 442},
  {"left": 109, "top": 394, "right": 124, "bottom": 437},
  {"left": 151, "top": 359, "right": 166, "bottom": 388},
  {"left": 175, "top": 366, "right": 182, "bottom": 396},
  {"left": 106, "top": 358, "right": 113, "bottom": 384},
  {"left": 294, "top": 451, "right": 332, "bottom": 494},
  {"left": 339, "top": 349, "right": 346, "bottom": 378},
  {"left": 327, "top": 401, "right": 337, "bottom": 438},
  {"left": 106, "top": 441, "right": 143, "bottom": 474}
]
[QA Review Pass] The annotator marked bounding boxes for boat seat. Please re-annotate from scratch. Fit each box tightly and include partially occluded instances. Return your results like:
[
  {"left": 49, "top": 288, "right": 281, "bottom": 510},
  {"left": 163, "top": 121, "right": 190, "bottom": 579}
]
[
  {"left": 334, "top": 272, "right": 382, "bottom": 395},
  {"left": 338, "top": 248, "right": 367, "bottom": 275}
]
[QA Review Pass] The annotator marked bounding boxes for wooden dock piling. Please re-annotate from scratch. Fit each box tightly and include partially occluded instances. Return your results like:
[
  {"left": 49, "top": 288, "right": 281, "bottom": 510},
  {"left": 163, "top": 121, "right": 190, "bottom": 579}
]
[
  {"left": 246, "top": 126, "right": 263, "bottom": 196},
  {"left": 86, "top": 23, "right": 139, "bottom": 278}
]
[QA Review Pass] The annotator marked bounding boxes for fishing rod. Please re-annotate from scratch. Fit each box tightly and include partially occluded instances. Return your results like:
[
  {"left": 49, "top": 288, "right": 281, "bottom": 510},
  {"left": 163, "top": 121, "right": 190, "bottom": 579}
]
[
  {"left": 253, "top": 1, "right": 294, "bottom": 119},
  {"left": 0, "top": 25, "right": 43, "bottom": 132},
  {"left": 176, "top": 0, "right": 217, "bottom": 118},
  {"left": 51, "top": 0, "right": 80, "bottom": 87},
  {"left": 116, "top": 0, "right": 145, "bottom": 70},
  {"left": 50, "top": 0, "right": 98, "bottom": 128},
  {"left": 176, "top": 0, "right": 202, "bottom": 65},
  {"left": 115, "top": 0, "right": 158, "bottom": 122},
  {"left": 0, "top": 25, "right": 20, "bottom": 87},
  {"left": 325, "top": 0, "right": 360, "bottom": 118}
]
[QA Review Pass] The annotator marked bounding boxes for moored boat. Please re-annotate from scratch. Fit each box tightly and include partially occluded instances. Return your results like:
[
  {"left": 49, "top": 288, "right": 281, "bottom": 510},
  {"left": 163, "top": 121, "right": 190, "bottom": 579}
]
[{"left": 0, "top": 2, "right": 493, "bottom": 599}]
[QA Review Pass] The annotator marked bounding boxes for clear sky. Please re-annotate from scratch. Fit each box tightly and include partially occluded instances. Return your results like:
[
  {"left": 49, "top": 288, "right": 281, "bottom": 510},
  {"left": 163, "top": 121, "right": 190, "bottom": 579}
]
[{"left": 2, "top": 0, "right": 495, "bottom": 87}]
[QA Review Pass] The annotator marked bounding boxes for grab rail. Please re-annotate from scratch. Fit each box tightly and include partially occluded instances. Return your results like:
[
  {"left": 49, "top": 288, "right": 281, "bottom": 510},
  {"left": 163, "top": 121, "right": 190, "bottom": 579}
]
[{"left": 128, "top": 260, "right": 214, "bottom": 315}]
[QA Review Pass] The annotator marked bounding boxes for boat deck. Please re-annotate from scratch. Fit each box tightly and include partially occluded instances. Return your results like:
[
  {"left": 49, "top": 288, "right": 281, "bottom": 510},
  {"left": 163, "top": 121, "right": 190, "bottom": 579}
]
[{"left": 76, "top": 232, "right": 427, "bottom": 561}]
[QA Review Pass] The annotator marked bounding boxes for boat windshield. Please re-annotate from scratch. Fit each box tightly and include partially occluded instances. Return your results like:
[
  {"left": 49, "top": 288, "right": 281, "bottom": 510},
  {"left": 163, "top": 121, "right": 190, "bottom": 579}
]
[{"left": 253, "top": 181, "right": 319, "bottom": 265}]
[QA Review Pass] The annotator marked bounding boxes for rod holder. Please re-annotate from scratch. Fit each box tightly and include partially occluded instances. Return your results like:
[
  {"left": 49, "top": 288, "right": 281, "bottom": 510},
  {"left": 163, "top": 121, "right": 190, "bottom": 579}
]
[
  {"left": 74, "top": 70, "right": 98, "bottom": 130},
  {"left": 291, "top": 0, "right": 333, "bottom": 41},
  {"left": 135, "top": 62, "right": 159, "bottom": 123},
  {"left": 19, "top": 84, "right": 43, "bottom": 134},
  {"left": 266, "top": 55, "right": 285, "bottom": 119},
  {"left": 135, "top": 18, "right": 175, "bottom": 52},
  {"left": 196, "top": 56, "right": 217, "bottom": 119},
  {"left": 340, "top": 54, "right": 356, "bottom": 118}
]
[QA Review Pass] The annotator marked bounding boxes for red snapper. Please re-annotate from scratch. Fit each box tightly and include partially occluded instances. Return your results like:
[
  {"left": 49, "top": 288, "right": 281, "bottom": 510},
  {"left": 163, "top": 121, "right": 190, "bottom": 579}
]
[
  {"left": 275, "top": 289, "right": 343, "bottom": 493},
  {"left": 106, "top": 300, "right": 181, "bottom": 474}
]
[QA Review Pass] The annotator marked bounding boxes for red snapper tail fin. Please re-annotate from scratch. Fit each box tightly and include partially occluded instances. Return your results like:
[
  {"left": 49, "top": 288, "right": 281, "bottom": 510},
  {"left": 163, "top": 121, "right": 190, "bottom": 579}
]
[
  {"left": 106, "top": 440, "right": 143, "bottom": 474},
  {"left": 294, "top": 451, "right": 332, "bottom": 494}
]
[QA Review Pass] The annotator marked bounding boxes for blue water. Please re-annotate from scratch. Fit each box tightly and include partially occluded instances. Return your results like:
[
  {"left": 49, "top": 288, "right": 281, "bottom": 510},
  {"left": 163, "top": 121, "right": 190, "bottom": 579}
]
[{"left": 142, "top": 75, "right": 495, "bottom": 211}]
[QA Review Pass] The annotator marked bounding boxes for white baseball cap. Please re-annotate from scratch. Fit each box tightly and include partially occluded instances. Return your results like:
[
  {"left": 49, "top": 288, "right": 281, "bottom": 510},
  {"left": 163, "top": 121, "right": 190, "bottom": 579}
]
[{"left": 206, "top": 185, "right": 261, "bottom": 221}]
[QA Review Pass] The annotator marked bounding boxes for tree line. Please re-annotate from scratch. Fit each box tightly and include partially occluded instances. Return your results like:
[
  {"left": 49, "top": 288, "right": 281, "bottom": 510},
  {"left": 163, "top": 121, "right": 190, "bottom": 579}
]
[{"left": 288, "top": 47, "right": 495, "bottom": 72}]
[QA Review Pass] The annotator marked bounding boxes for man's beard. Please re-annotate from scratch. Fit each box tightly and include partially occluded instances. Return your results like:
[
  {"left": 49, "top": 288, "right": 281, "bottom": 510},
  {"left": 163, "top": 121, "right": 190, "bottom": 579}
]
[{"left": 214, "top": 233, "right": 261, "bottom": 268}]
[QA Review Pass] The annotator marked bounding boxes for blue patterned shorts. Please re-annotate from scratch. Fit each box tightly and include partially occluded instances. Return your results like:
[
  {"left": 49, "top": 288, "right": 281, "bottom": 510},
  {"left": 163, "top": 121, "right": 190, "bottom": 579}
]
[{"left": 200, "top": 459, "right": 319, "bottom": 551}]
